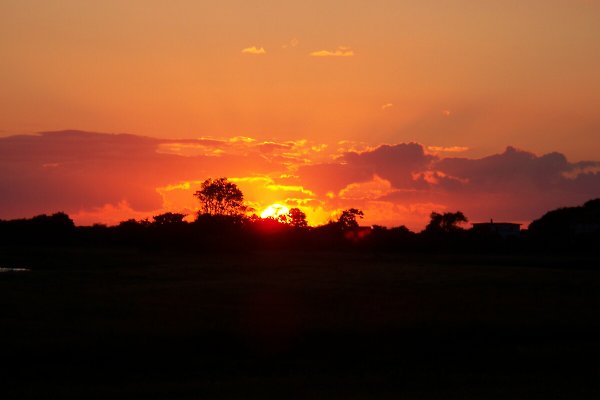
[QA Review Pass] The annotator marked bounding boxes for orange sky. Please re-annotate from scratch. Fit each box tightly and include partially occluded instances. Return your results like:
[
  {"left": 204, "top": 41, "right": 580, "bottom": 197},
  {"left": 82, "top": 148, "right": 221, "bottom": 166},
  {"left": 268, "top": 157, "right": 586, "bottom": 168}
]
[{"left": 1, "top": 2, "right": 599, "bottom": 229}]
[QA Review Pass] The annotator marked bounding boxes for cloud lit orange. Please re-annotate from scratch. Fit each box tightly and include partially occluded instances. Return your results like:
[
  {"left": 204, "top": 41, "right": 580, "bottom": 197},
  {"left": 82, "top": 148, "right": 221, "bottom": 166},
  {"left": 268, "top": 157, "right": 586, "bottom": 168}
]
[
  {"left": 1, "top": 131, "right": 599, "bottom": 231},
  {"left": 241, "top": 46, "right": 266, "bottom": 55},
  {"left": 309, "top": 46, "right": 354, "bottom": 57}
]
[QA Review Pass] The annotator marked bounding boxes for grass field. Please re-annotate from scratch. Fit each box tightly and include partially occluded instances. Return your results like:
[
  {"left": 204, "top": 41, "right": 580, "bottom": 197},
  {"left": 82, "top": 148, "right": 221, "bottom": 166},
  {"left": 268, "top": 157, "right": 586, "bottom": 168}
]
[{"left": 2, "top": 248, "right": 600, "bottom": 399}]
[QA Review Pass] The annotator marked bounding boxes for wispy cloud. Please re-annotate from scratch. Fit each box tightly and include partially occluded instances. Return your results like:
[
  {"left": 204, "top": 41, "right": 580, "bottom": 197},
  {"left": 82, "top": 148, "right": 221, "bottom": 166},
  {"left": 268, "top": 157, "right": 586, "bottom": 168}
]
[
  {"left": 427, "top": 146, "right": 469, "bottom": 153},
  {"left": 309, "top": 46, "right": 354, "bottom": 57},
  {"left": 381, "top": 103, "right": 393, "bottom": 110},
  {"left": 228, "top": 136, "right": 256, "bottom": 143},
  {"left": 241, "top": 46, "right": 266, "bottom": 55}
]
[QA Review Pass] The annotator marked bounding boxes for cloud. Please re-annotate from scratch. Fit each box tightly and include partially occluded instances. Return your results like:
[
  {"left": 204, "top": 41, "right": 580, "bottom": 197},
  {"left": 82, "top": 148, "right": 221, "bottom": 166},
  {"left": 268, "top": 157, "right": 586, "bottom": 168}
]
[
  {"left": 338, "top": 175, "right": 394, "bottom": 201},
  {"left": 435, "top": 146, "right": 571, "bottom": 192},
  {"left": 336, "top": 140, "right": 370, "bottom": 154},
  {"left": 287, "top": 143, "right": 600, "bottom": 229},
  {"left": 155, "top": 136, "right": 323, "bottom": 164},
  {"left": 427, "top": 146, "right": 469, "bottom": 153},
  {"left": 229, "top": 136, "right": 256, "bottom": 143},
  {"left": 241, "top": 46, "right": 266, "bottom": 55},
  {"left": 381, "top": 103, "right": 394, "bottom": 110},
  {"left": 309, "top": 46, "right": 354, "bottom": 57},
  {"left": 291, "top": 163, "right": 372, "bottom": 196},
  {"left": 339, "top": 143, "right": 437, "bottom": 188},
  {"left": 258, "top": 141, "right": 292, "bottom": 153},
  {"left": 1, "top": 130, "right": 599, "bottom": 230},
  {"left": 0, "top": 131, "right": 284, "bottom": 221},
  {"left": 424, "top": 147, "right": 599, "bottom": 222},
  {"left": 282, "top": 37, "right": 299, "bottom": 49}
]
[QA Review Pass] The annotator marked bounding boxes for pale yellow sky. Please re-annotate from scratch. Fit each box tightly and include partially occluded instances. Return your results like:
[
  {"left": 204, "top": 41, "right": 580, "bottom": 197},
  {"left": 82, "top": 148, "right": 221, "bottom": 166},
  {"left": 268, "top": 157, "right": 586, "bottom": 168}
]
[{"left": 1, "top": 0, "right": 600, "bottom": 159}]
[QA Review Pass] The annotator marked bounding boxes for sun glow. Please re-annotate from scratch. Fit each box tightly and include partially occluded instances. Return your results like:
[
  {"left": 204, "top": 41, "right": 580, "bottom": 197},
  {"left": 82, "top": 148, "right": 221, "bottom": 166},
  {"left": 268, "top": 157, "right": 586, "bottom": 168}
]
[{"left": 260, "top": 204, "right": 289, "bottom": 219}]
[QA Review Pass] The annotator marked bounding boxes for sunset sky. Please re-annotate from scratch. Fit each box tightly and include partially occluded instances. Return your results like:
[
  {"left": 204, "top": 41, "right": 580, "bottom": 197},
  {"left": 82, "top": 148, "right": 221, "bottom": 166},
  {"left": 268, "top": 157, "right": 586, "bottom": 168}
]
[{"left": 1, "top": 1, "right": 599, "bottom": 229}]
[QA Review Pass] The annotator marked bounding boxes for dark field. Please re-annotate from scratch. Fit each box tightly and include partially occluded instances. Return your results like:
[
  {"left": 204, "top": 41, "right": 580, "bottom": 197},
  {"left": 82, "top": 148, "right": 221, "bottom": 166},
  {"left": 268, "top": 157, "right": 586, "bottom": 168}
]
[{"left": 2, "top": 248, "right": 600, "bottom": 399}]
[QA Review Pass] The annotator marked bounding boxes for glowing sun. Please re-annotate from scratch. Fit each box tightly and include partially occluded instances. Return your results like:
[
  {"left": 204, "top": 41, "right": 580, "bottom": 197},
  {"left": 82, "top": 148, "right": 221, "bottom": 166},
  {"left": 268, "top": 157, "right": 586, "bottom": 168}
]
[{"left": 260, "top": 204, "right": 289, "bottom": 219}]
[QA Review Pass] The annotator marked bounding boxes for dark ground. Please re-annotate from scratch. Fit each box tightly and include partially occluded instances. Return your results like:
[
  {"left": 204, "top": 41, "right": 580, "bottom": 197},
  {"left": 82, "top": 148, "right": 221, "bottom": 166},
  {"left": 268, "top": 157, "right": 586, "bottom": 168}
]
[{"left": 1, "top": 247, "right": 600, "bottom": 399}]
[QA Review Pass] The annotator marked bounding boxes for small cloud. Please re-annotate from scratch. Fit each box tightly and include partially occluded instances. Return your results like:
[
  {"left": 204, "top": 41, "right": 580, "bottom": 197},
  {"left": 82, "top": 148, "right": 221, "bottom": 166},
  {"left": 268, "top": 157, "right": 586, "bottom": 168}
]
[
  {"left": 309, "top": 46, "right": 354, "bottom": 57},
  {"left": 427, "top": 146, "right": 469, "bottom": 153},
  {"left": 339, "top": 175, "right": 394, "bottom": 201},
  {"left": 282, "top": 37, "right": 300, "bottom": 49},
  {"left": 311, "top": 144, "right": 328, "bottom": 152},
  {"left": 157, "top": 182, "right": 192, "bottom": 192},
  {"left": 229, "top": 136, "right": 256, "bottom": 143},
  {"left": 259, "top": 141, "right": 292, "bottom": 153},
  {"left": 336, "top": 140, "right": 370, "bottom": 154},
  {"left": 442, "top": 110, "right": 451, "bottom": 117},
  {"left": 241, "top": 46, "right": 266, "bottom": 55},
  {"left": 381, "top": 103, "right": 393, "bottom": 110}
]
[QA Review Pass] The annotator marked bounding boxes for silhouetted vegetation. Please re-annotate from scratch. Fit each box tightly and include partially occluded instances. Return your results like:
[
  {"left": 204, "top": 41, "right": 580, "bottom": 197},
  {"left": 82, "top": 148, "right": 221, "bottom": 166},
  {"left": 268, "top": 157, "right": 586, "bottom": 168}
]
[
  {"left": 424, "top": 211, "right": 468, "bottom": 234},
  {"left": 194, "top": 177, "right": 248, "bottom": 216},
  {"left": 1, "top": 197, "right": 599, "bottom": 255},
  {"left": 337, "top": 208, "right": 365, "bottom": 230},
  {"left": 0, "top": 211, "right": 76, "bottom": 245},
  {"left": 0, "top": 178, "right": 598, "bottom": 255},
  {"left": 527, "top": 198, "right": 600, "bottom": 250},
  {"left": 152, "top": 212, "right": 186, "bottom": 226},
  {"left": 286, "top": 207, "right": 308, "bottom": 228}
]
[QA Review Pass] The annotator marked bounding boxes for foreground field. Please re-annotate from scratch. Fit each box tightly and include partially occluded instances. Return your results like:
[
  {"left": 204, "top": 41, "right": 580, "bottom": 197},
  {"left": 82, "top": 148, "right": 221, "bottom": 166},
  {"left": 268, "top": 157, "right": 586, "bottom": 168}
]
[{"left": 1, "top": 248, "right": 600, "bottom": 399}]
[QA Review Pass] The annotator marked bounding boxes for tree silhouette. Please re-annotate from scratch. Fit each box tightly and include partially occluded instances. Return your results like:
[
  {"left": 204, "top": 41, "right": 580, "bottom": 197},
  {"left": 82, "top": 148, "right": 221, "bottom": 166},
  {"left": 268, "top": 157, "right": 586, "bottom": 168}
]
[
  {"left": 193, "top": 178, "right": 246, "bottom": 216},
  {"left": 288, "top": 208, "right": 308, "bottom": 228},
  {"left": 528, "top": 198, "right": 600, "bottom": 237},
  {"left": 425, "top": 211, "right": 468, "bottom": 233},
  {"left": 338, "top": 208, "right": 364, "bottom": 230},
  {"left": 152, "top": 212, "right": 186, "bottom": 225}
]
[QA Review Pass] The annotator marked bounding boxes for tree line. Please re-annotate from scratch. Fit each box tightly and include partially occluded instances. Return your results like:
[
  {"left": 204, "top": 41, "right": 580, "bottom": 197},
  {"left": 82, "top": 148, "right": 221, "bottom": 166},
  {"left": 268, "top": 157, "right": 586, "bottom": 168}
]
[{"left": 0, "top": 178, "right": 599, "bottom": 253}]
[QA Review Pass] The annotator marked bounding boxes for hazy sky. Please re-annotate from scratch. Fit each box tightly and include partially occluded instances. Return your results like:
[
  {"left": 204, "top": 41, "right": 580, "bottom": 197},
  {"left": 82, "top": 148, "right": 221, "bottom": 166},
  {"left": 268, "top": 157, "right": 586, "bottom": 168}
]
[{"left": 2, "top": 0, "right": 600, "bottom": 159}]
